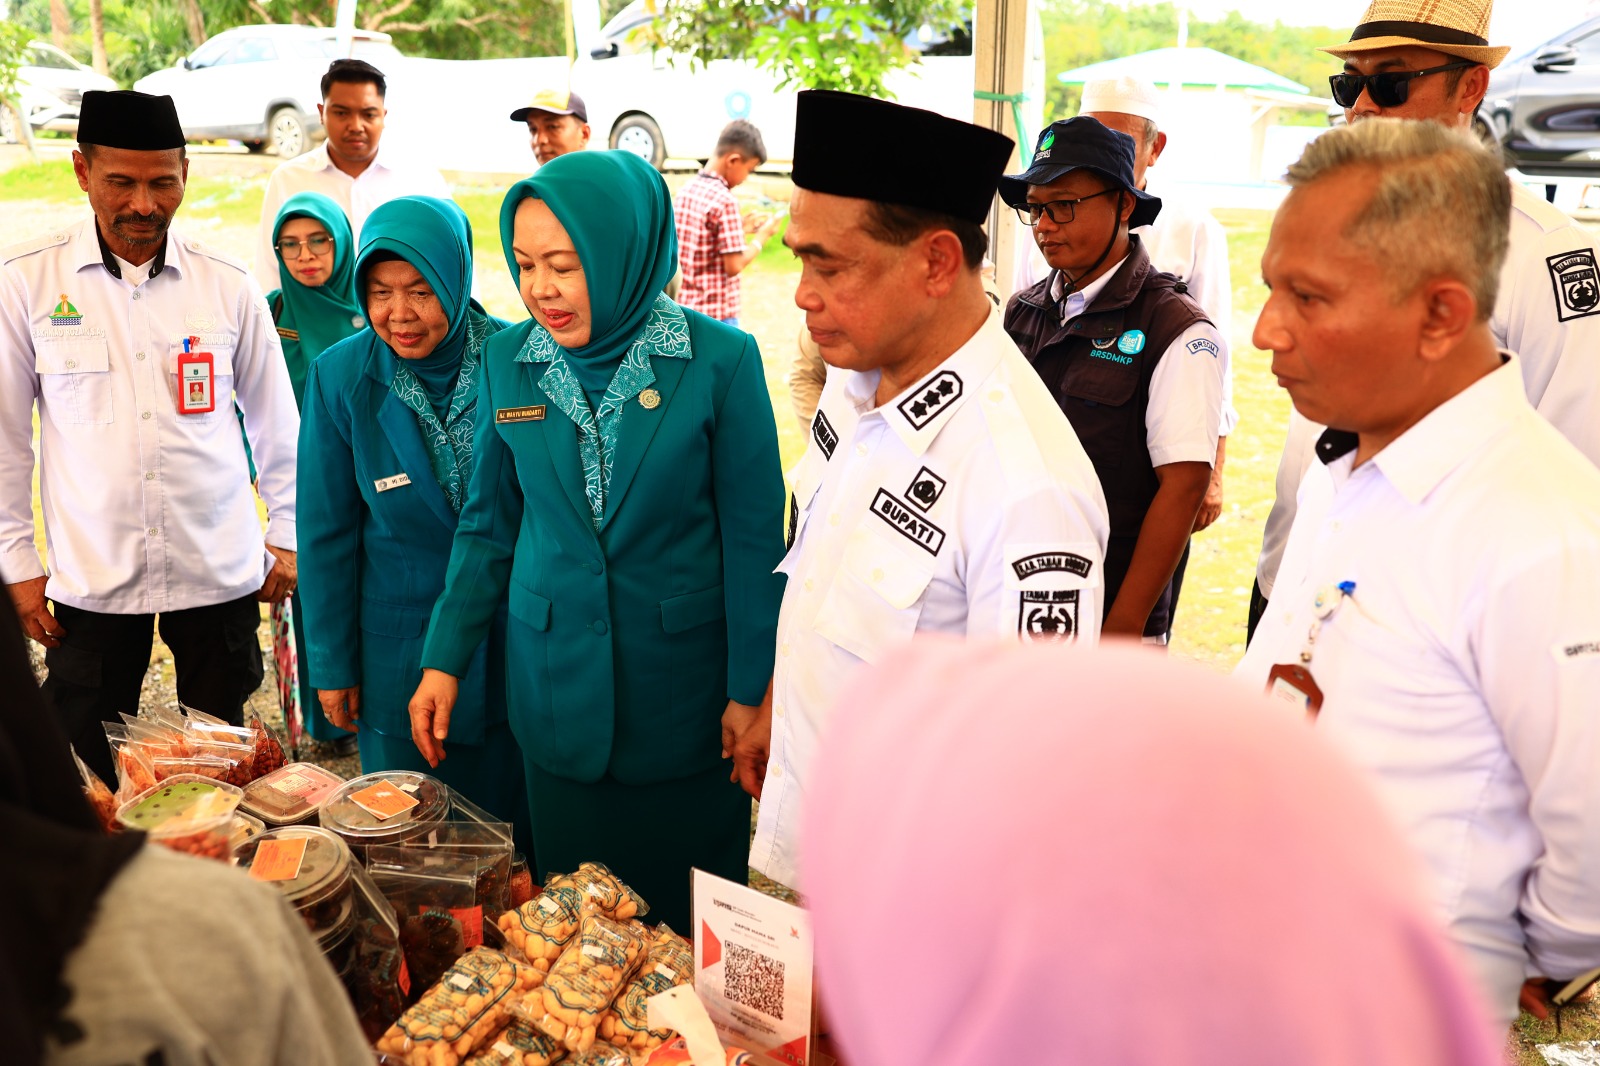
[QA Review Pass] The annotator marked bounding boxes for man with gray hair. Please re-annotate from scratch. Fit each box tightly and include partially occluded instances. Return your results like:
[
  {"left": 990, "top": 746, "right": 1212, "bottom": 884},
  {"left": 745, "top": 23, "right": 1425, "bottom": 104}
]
[{"left": 1237, "top": 117, "right": 1600, "bottom": 1030}]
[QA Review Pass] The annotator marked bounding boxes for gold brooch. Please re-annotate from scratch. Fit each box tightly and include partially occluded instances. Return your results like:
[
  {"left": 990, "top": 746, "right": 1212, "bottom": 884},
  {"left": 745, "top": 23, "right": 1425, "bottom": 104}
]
[{"left": 639, "top": 388, "right": 661, "bottom": 410}]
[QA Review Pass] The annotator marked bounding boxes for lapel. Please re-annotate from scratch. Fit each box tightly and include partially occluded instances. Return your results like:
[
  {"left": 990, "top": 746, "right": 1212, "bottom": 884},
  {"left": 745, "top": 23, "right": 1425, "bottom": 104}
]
[
  {"left": 599, "top": 353, "right": 689, "bottom": 532},
  {"left": 364, "top": 349, "right": 457, "bottom": 533},
  {"left": 521, "top": 361, "right": 599, "bottom": 540}
]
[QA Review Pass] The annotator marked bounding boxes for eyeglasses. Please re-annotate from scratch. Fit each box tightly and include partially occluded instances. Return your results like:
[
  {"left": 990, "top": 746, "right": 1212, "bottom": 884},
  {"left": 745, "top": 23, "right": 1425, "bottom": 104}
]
[
  {"left": 275, "top": 235, "right": 334, "bottom": 259},
  {"left": 1328, "top": 61, "right": 1474, "bottom": 109},
  {"left": 1014, "top": 187, "right": 1122, "bottom": 227}
]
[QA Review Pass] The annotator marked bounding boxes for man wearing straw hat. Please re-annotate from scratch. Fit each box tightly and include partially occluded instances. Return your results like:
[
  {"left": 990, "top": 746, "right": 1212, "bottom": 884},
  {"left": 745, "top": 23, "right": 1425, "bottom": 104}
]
[{"left": 1249, "top": 0, "right": 1600, "bottom": 638}]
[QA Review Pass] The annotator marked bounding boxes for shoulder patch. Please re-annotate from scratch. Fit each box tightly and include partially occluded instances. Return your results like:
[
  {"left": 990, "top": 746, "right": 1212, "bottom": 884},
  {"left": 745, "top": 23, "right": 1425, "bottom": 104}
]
[
  {"left": 2, "top": 230, "right": 69, "bottom": 265},
  {"left": 897, "top": 370, "right": 963, "bottom": 430},
  {"left": 1548, "top": 249, "right": 1600, "bottom": 322},
  {"left": 181, "top": 237, "right": 250, "bottom": 275},
  {"left": 1186, "top": 337, "right": 1219, "bottom": 358},
  {"left": 1019, "top": 590, "right": 1078, "bottom": 643},
  {"left": 811, "top": 408, "right": 838, "bottom": 459},
  {"left": 1012, "top": 552, "right": 1093, "bottom": 582}
]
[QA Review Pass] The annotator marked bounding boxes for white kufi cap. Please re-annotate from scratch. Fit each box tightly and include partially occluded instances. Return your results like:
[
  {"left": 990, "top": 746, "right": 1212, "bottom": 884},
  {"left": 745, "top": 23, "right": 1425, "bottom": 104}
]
[{"left": 1080, "top": 76, "right": 1163, "bottom": 127}]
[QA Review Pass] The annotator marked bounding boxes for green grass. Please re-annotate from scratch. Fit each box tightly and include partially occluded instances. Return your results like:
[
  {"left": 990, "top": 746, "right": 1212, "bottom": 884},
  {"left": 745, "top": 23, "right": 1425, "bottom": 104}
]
[{"left": 0, "top": 160, "right": 79, "bottom": 199}]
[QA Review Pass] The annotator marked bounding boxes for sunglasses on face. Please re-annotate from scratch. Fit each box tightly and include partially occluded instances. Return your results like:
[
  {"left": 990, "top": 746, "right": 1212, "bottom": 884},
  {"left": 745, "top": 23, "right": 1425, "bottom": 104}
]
[{"left": 1328, "top": 61, "right": 1474, "bottom": 109}]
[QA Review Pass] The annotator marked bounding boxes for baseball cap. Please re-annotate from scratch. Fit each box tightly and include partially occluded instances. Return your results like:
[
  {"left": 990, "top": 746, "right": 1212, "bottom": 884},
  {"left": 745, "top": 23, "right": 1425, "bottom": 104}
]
[{"left": 510, "top": 89, "right": 588, "bottom": 123}]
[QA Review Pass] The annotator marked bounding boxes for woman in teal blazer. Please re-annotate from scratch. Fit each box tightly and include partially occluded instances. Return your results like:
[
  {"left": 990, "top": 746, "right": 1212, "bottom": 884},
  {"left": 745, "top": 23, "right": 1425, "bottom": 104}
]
[
  {"left": 411, "top": 152, "right": 786, "bottom": 929},
  {"left": 297, "top": 196, "right": 531, "bottom": 852}
]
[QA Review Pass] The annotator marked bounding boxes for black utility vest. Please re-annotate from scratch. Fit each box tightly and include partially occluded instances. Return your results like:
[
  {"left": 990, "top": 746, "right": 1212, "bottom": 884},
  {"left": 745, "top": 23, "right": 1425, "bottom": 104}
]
[{"left": 1004, "top": 239, "right": 1211, "bottom": 636}]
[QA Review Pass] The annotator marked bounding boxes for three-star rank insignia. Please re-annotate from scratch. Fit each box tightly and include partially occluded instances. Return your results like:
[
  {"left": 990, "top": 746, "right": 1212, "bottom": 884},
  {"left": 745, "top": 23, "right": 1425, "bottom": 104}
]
[{"left": 897, "top": 371, "right": 963, "bottom": 430}]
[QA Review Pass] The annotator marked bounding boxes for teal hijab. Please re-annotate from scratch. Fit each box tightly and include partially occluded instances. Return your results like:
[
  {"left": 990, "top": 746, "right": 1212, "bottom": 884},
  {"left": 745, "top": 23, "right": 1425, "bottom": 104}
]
[
  {"left": 499, "top": 152, "right": 690, "bottom": 529},
  {"left": 270, "top": 191, "right": 364, "bottom": 407},
  {"left": 498, "top": 151, "right": 679, "bottom": 393},
  {"left": 355, "top": 195, "right": 505, "bottom": 513}
]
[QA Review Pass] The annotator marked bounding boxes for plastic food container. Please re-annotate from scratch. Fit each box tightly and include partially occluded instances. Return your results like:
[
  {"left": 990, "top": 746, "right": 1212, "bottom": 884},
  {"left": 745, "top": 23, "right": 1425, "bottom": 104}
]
[
  {"left": 240, "top": 762, "right": 346, "bottom": 826},
  {"left": 235, "top": 825, "right": 356, "bottom": 941},
  {"left": 230, "top": 811, "right": 266, "bottom": 853},
  {"left": 117, "top": 774, "right": 243, "bottom": 862},
  {"left": 319, "top": 771, "right": 450, "bottom": 855},
  {"left": 509, "top": 853, "right": 535, "bottom": 908}
]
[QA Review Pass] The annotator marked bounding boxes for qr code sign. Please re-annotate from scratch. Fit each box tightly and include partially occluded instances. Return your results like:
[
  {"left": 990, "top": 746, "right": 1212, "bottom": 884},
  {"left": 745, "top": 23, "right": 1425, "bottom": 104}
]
[{"left": 724, "top": 942, "right": 785, "bottom": 1019}]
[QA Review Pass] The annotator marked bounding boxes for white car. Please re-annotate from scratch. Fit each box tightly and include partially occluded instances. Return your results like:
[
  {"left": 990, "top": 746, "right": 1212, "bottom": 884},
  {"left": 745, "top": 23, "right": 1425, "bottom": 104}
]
[
  {"left": 132, "top": 25, "right": 402, "bottom": 157},
  {"left": 573, "top": 1, "right": 1045, "bottom": 168},
  {"left": 0, "top": 41, "right": 118, "bottom": 143}
]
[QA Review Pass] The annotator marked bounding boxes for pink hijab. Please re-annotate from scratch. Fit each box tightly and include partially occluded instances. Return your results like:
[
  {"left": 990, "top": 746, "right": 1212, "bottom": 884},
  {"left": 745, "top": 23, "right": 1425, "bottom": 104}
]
[{"left": 802, "top": 641, "right": 1503, "bottom": 1066}]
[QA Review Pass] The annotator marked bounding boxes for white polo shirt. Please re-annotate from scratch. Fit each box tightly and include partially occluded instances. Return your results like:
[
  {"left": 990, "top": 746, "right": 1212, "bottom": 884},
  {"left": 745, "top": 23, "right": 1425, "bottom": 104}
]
[
  {"left": 1238, "top": 356, "right": 1600, "bottom": 1025},
  {"left": 254, "top": 142, "right": 450, "bottom": 290},
  {"left": 0, "top": 219, "right": 298, "bottom": 614},
  {"left": 1257, "top": 181, "right": 1600, "bottom": 594},
  {"left": 748, "top": 309, "right": 1110, "bottom": 889}
]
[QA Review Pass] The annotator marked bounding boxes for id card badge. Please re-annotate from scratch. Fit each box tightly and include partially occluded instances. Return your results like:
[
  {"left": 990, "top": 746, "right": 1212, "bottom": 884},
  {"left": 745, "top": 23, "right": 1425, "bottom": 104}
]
[
  {"left": 177, "top": 339, "right": 215, "bottom": 415},
  {"left": 1265, "top": 663, "right": 1324, "bottom": 721}
]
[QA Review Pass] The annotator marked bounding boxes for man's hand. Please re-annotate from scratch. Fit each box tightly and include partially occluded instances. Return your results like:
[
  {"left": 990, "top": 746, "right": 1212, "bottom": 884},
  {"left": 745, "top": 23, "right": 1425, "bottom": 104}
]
[
  {"left": 1193, "top": 466, "right": 1224, "bottom": 532},
  {"left": 7, "top": 576, "right": 64, "bottom": 647},
  {"left": 408, "top": 668, "right": 460, "bottom": 768},
  {"left": 1520, "top": 978, "right": 1556, "bottom": 1021},
  {"left": 317, "top": 686, "right": 361, "bottom": 733},
  {"left": 722, "top": 692, "right": 772, "bottom": 800},
  {"left": 257, "top": 545, "right": 297, "bottom": 604}
]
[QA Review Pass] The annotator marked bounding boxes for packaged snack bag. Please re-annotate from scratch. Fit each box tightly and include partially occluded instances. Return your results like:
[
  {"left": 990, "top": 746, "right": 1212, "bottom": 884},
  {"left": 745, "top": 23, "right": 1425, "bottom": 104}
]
[
  {"left": 525, "top": 914, "right": 648, "bottom": 1053},
  {"left": 375, "top": 947, "right": 538, "bottom": 1066},
  {"left": 72, "top": 748, "right": 121, "bottom": 834},
  {"left": 597, "top": 926, "right": 692, "bottom": 1052}
]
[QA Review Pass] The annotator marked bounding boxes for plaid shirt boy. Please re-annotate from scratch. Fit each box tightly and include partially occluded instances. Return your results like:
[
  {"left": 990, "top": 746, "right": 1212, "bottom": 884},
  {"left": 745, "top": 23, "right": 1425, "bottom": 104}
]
[{"left": 674, "top": 170, "right": 748, "bottom": 320}]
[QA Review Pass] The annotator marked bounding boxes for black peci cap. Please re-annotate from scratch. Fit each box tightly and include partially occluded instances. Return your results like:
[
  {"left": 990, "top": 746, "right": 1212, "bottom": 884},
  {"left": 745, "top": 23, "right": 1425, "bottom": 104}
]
[
  {"left": 77, "top": 90, "right": 186, "bottom": 151},
  {"left": 998, "top": 117, "right": 1161, "bottom": 229},
  {"left": 791, "top": 90, "right": 1014, "bottom": 224}
]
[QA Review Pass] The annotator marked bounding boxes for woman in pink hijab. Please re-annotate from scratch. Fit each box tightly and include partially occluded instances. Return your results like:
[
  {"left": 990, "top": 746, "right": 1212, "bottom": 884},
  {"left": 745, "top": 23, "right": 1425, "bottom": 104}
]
[{"left": 802, "top": 641, "right": 1504, "bottom": 1066}]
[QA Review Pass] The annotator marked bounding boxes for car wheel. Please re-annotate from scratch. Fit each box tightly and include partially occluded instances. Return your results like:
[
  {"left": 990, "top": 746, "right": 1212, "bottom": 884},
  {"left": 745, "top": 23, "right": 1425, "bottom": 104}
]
[
  {"left": 270, "top": 107, "right": 308, "bottom": 158},
  {"left": 610, "top": 114, "right": 665, "bottom": 170}
]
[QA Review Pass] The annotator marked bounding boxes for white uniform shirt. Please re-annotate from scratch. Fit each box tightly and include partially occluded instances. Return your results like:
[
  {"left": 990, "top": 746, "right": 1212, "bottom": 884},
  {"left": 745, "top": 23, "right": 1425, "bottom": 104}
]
[
  {"left": 1256, "top": 181, "right": 1600, "bottom": 593},
  {"left": 254, "top": 142, "right": 450, "bottom": 290},
  {"left": 748, "top": 310, "right": 1111, "bottom": 888},
  {"left": 0, "top": 219, "right": 299, "bottom": 613},
  {"left": 1048, "top": 254, "right": 1225, "bottom": 470},
  {"left": 1019, "top": 179, "right": 1238, "bottom": 434},
  {"left": 1237, "top": 357, "right": 1600, "bottom": 1025}
]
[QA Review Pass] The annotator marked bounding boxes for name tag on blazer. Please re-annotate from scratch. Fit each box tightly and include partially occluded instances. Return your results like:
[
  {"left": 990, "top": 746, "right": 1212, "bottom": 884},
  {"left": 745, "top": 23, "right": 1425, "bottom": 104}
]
[
  {"left": 496, "top": 405, "right": 547, "bottom": 424},
  {"left": 275, "top": 326, "right": 299, "bottom": 341},
  {"left": 374, "top": 473, "right": 412, "bottom": 492}
]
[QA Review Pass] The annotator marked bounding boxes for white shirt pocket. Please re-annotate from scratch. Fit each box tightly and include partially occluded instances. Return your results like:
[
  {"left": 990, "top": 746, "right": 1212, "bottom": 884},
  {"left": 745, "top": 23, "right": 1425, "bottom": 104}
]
[
  {"left": 35, "top": 337, "right": 113, "bottom": 425},
  {"left": 813, "top": 529, "right": 935, "bottom": 663},
  {"left": 167, "top": 342, "right": 236, "bottom": 423}
]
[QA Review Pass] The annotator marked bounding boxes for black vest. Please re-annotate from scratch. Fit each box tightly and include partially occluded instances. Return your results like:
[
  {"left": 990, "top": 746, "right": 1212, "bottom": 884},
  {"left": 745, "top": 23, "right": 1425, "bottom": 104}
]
[{"left": 1004, "top": 239, "right": 1211, "bottom": 635}]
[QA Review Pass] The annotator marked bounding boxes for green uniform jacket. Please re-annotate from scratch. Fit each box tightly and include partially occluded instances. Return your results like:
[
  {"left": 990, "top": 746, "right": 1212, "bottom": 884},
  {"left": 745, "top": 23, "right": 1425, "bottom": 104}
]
[{"left": 420, "top": 310, "right": 786, "bottom": 785}]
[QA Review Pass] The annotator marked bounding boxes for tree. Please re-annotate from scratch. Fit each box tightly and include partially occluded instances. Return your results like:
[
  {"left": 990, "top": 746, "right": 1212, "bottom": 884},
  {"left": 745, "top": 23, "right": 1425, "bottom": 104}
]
[
  {"left": 647, "top": 0, "right": 968, "bottom": 98},
  {"left": 49, "top": 0, "right": 70, "bottom": 50},
  {"left": 88, "top": 0, "right": 108, "bottom": 75},
  {"left": 0, "top": 20, "right": 39, "bottom": 159},
  {"left": 181, "top": 0, "right": 206, "bottom": 48}
]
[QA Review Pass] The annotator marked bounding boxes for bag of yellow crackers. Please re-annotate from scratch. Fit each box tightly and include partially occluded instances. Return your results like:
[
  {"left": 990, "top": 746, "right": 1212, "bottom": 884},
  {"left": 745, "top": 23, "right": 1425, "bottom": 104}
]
[
  {"left": 497, "top": 863, "right": 647, "bottom": 973},
  {"left": 597, "top": 925, "right": 693, "bottom": 1053},
  {"left": 516, "top": 914, "right": 648, "bottom": 1053},
  {"left": 376, "top": 946, "right": 539, "bottom": 1066}
]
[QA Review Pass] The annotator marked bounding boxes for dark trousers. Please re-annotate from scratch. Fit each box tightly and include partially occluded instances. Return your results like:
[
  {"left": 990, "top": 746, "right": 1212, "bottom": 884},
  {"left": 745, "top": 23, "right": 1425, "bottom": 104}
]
[
  {"left": 43, "top": 595, "right": 264, "bottom": 785},
  {"left": 1246, "top": 578, "right": 1272, "bottom": 646},
  {"left": 1165, "top": 539, "right": 1193, "bottom": 642}
]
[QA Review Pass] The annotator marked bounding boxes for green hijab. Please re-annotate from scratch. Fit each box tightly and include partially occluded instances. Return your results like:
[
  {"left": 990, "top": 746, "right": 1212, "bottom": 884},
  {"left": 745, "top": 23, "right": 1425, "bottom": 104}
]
[
  {"left": 498, "top": 151, "right": 678, "bottom": 393},
  {"left": 355, "top": 194, "right": 478, "bottom": 371},
  {"left": 270, "top": 192, "right": 364, "bottom": 407}
]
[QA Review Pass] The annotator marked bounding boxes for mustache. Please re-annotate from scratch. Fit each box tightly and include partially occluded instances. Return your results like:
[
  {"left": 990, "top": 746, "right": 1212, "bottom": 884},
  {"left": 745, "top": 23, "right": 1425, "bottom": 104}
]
[{"left": 111, "top": 212, "right": 169, "bottom": 242}]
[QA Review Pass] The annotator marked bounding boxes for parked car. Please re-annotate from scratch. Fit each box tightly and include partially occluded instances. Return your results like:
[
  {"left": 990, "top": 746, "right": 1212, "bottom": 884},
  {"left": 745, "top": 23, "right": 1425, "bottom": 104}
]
[
  {"left": 0, "top": 41, "right": 118, "bottom": 143},
  {"left": 573, "top": 1, "right": 1044, "bottom": 168},
  {"left": 1480, "top": 17, "right": 1600, "bottom": 177},
  {"left": 132, "top": 25, "right": 402, "bottom": 157}
]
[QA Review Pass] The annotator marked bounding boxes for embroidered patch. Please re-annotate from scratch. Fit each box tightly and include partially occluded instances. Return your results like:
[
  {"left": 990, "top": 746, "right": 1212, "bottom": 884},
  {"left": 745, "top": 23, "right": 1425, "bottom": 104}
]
[
  {"left": 812, "top": 409, "right": 838, "bottom": 459},
  {"left": 185, "top": 308, "right": 217, "bottom": 332},
  {"left": 1187, "top": 337, "right": 1219, "bottom": 358},
  {"left": 870, "top": 489, "right": 946, "bottom": 555},
  {"left": 1116, "top": 329, "right": 1146, "bottom": 355},
  {"left": 48, "top": 293, "right": 82, "bottom": 327},
  {"left": 1548, "top": 250, "right": 1600, "bottom": 321},
  {"left": 495, "top": 405, "right": 546, "bottom": 423},
  {"left": 1091, "top": 336, "right": 1117, "bottom": 350},
  {"left": 1011, "top": 552, "right": 1093, "bottom": 582},
  {"left": 1019, "top": 590, "right": 1079, "bottom": 643},
  {"left": 786, "top": 494, "right": 799, "bottom": 550},
  {"left": 897, "top": 370, "right": 963, "bottom": 430},
  {"left": 276, "top": 326, "right": 299, "bottom": 342},
  {"left": 1089, "top": 350, "right": 1134, "bottom": 365},
  {"left": 905, "top": 466, "right": 947, "bottom": 512}
]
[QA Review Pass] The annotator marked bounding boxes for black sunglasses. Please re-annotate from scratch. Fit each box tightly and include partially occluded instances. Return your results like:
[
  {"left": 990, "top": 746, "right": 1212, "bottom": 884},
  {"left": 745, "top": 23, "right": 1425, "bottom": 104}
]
[{"left": 1328, "top": 61, "right": 1474, "bottom": 108}]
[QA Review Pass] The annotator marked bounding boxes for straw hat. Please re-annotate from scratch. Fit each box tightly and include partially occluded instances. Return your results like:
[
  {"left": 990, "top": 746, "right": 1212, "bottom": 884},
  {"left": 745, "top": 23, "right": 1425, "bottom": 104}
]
[{"left": 1320, "top": 0, "right": 1509, "bottom": 68}]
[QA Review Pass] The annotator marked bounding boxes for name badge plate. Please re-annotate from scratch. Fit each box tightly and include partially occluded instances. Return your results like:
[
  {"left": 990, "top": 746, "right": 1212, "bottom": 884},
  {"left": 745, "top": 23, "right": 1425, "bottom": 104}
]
[
  {"left": 375, "top": 473, "right": 412, "bottom": 492},
  {"left": 496, "top": 405, "right": 547, "bottom": 424}
]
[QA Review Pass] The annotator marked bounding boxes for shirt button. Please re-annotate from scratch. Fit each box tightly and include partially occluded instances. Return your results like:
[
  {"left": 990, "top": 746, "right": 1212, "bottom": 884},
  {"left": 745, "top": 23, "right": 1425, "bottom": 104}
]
[
  {"left": 65, "top": 359, "right": 77, "bottom": 369},
  {"left": 780, "top": 643, "right": 791, "bottom": 658},
  {"left": 775, "top": 704, "right": 785, "bottom": 718},
  {"left": 135, "top": 351, "right": 146, "bottom": 361},
  {"left": 871, "top": 567, "right": 884, "bottom": 583},
  {"left": 855, "top": 442, "right": 868, "bottom": 457},
  {"left": 1282, "top": 611, "right": 1293, "bottom": 624},
  {"left": 828, "top": 514, "right": 840, "bottom": 527},
  {"left": 770, "top": 764, "right": 782, "bottom": 779},
  {"left": 141, "top": 411, "right": 152, "bottom": 420},
  {"left": 988, "top": 389, "right": 1004, "bottom": 403},
  {"left": 131, "top": 291, "right": 141, "bottom": 301},
  {"left": 803, "top": 578, "right": 815, "bottom": 592},
  {"left": 144, "top": 472, "right": 156, "bottom": 481},
  {"left": 146, "top": 527, "right": 159, "bottom": 536},
  {"left": 592, "top": 620, "right": 608, "bottom": 635}
]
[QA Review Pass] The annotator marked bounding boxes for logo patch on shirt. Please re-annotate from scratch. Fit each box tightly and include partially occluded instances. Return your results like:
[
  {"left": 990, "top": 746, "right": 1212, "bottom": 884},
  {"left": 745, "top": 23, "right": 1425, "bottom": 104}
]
[
  {"left": 1548, "top": 249, "right": 1600, "bottom": 321},
  {"left": 898, "top": 371, "right": 963, "bottom": 430},
  {"left": 812, "top": 409, "right": 838, "bottom": 459},
  {"left": 1091, "top": 336, "right": 1117, "bottom": 350},
  {"left": 1556, "top": 639, "right": 1600, "bottom": 661},
  {"left": 48, "top": 293, "right": 82, "bottom": 327},
  {"left": 870, "top": 489, "right": 946, "bottom": 555},
  {"left": 186, "top": 308, "right": 218, "bottom": 333},
  {"left": 1116, "top": 329, "right": 1146, "bottom": 355},
  {"left": 1089, "top": 350, "right": 1134, "bottom": 365},
  {"left": 1019, "top": 590, "right": 1078, "bottom": 643},
  {"left": 1187, "top": 337, "right": 1219, "bottom": 358},
  {"left": 1011, "top": 552, "right": 1093, "bottom": 582},
  {"left": 495, "top": 405, "right": 547, "bottom": 423},
  {"left": 905, "top": 466, "right": 947, "bottom": 512}
]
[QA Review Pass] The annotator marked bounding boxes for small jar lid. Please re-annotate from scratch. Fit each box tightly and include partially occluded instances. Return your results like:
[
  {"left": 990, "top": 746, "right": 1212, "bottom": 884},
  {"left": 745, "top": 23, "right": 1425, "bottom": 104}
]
[
  {"left": 235, "top": 825, "right": 355, "bottom": 921},
  {"left": 116, "top": 774, "right": 243, "bottom": 833},
  {"left": 318, "top": 771, "right": 449, "bottom": 844}
]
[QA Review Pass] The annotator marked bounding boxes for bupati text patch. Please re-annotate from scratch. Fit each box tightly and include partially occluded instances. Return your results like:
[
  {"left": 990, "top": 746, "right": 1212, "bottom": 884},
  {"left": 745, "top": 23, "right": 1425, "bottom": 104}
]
[{"left": 870, "top": 489, "right": 946, "bottom": 555}]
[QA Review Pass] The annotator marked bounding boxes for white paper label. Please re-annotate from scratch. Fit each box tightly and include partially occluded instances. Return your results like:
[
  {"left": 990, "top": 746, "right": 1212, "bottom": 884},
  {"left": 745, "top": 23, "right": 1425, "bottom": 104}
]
[{"left": 449, "top": 973, "right": 474, "bottom": 991}]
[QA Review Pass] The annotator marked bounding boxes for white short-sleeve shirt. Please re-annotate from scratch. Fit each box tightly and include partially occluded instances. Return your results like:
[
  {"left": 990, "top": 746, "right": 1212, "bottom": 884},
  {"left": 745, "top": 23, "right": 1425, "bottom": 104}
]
[{"left": 748, "top": 309, "right": 1111, "bottom": 889}]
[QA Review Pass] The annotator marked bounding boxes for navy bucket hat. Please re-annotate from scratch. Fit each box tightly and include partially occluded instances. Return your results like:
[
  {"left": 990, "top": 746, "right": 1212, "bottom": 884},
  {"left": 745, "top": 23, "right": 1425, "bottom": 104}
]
[{"left": 998, "top": 116, "right": 1162, "bottom": 229}]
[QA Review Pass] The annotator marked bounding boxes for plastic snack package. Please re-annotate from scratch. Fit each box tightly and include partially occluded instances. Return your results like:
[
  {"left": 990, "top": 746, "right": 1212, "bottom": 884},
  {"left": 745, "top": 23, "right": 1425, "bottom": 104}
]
[
  {"left": 597, "top": 925, "right": 692, "bottom": 1052},
  {"left": 640, "top": 1039, "right": 753, "bottom": 1066},
  {"left": 565, "top": 1041, "right": 630, "bottom": 1066},
  {"left": 72, "top": 748, "right": 121, "bottom": 834},
  {"left": 345, "top": 862, "right": 410, "bottom": 1042},
  {"left": 235, "top": 826, "right": 357, "bottom": 945},
  {"left": 462, "top": 1017, "right": 567, "bottom": 1066},
  {"left": 498, "top": 883, "right": 584, "bottom": 972},
  {"left": 524, "top": 913, "right": 649, "bottom": 1053},
  {"left": 151, "top": 752, "right": 250, "bottom": 788},
  {"left": 552, "top": 863, "right": 648, "bottom": 922},
  {"left": 116, "top": 774, "right": 243, "bottom": 862},
  {"left": 375, "top": 946, "right": 538, "bottom": 1066},
  {"left": 321, "top": 770, "right": 452, "bottom": 859},
  {"left": 104, "top": 724, "right": 158, "bottom": 800},
  {"left": 509, "top": 854, "right": 536, "bottom": 909},
  {"left": 241, "top": 762, "right": 347, "bottom": 827},
  {"left": 401, "top": 821, "right": 516, "bottom": 915},
  {"left": 371, "top": 846, "right": 485, "bottom": 998},
  {"left": 245, "top": 710, "right": 290, "bottom": 778}
]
